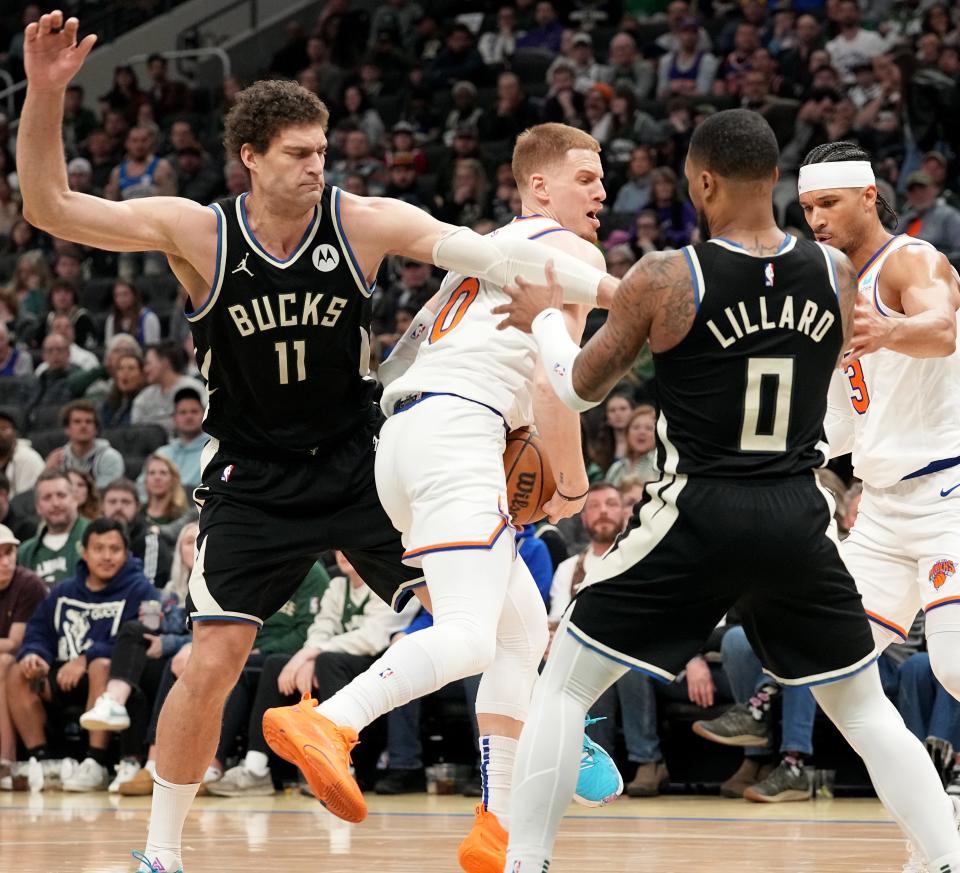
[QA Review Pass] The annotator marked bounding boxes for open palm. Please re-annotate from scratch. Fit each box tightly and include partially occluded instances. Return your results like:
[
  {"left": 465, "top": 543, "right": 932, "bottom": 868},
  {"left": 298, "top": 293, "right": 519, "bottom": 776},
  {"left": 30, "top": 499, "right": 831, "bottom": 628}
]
[{"left": 23, "top": 11, "right": 97, "bottom": 92}]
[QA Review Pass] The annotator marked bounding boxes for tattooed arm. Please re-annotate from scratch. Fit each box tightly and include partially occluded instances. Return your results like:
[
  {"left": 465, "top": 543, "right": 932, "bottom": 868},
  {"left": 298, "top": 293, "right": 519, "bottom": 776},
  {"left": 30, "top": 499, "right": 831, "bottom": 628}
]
[
  {"left": 827, "top": 246, "right": 858, "bottom": 364},
  {"left": 495, "top": 251, "right": 696, "bottom": 410}
]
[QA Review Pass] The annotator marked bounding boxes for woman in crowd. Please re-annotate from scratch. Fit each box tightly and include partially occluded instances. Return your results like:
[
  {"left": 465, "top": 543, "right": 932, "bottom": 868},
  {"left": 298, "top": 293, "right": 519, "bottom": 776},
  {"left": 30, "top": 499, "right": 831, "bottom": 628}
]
[
  {"left": 98, "top": 352, "right": 146, "bottom": 429},
  {"left": 647, "top": 166, "right": 697, "bottom": 248},
  {"left": 605, "top": 406, "right": 660, "bottom": 487},
  {"left": 141, "top": 454, "right": 193, "bottom": 543},
  {"left": 68, "top": 469, "right": 101, "bottom": 521},
  {"left": 44, "top": 280, "right": 98, "bottom": 350},
  {"left": 104, "top": 280, "right": 161, "bottom": 347}
]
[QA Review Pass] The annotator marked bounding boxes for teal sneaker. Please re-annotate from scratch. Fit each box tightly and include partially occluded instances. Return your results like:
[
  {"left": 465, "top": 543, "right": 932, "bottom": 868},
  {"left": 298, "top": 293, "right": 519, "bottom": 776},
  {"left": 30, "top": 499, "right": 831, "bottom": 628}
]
[
  {"left": 131, "top": 850, "right": 183, "bottom": 873},
  {"left": 574, "top": 716, "right": 623, "bottom": 807}
]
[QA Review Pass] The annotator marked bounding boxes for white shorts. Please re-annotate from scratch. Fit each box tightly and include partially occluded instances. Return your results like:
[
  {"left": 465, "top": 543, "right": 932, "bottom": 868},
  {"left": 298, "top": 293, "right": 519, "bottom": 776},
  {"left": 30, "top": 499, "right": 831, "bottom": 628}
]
[
  {"left": 843, "top": 464, "right": 960, "bottom": 644},
  {"left": 374, "top": 393, "right": 512, "bottom": 568}
]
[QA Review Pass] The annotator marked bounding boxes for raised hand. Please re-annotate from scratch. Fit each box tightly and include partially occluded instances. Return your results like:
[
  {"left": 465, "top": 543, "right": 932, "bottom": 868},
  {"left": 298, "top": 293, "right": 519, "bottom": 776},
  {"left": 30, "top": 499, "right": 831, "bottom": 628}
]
[{"left": 24, "top": 11, "right": 97, "bottom": 92}]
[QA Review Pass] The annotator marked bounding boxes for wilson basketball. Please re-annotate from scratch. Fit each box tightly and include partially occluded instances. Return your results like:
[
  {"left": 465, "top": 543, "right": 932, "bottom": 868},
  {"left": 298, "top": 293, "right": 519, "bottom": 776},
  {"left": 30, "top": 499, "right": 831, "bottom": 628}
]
[{"left": 503, "top": 426, "right": 555, "bottom": 525}]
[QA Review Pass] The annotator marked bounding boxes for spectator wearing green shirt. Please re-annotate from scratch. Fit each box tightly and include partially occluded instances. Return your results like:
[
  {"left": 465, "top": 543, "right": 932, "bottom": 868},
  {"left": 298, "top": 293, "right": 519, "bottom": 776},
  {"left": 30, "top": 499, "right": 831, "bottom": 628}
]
[{"left": 17, "top": 469, "right": 90, "bottom": 587}]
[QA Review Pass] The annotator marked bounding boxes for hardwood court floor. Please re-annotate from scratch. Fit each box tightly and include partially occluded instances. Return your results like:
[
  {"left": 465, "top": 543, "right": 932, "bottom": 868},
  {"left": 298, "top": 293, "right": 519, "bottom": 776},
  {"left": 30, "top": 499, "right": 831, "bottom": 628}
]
[{"left": 0, "top": 791, "right": 906, "bottom": 872}]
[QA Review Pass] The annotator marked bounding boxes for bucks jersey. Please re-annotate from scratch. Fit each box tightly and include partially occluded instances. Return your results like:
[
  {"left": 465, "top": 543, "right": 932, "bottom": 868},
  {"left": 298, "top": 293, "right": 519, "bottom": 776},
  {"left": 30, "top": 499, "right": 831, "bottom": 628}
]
[
  {"left": 653, "top": 235, "right": 842, "bottom": 477},
  {"left": 382, "top": 215, "right": 571, "bottom": 429},
  {"left": 188, "top": 187, "right": 376, "bottom": 455},
  {"left": 828, "top": 234, "right": 960, "bottom": 488}
]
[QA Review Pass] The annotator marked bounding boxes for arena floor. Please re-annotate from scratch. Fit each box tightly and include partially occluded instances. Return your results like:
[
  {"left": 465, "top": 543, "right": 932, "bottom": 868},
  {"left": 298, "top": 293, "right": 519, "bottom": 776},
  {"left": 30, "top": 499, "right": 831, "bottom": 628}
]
[{"left": 0, "top": 791, "right": 906, "bottom": 872}]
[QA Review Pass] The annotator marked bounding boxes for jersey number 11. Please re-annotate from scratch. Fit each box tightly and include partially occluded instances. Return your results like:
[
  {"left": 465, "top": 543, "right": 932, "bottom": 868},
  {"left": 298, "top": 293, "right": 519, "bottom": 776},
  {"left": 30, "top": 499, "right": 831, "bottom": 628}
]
[{"left": 274, "top": 340, "right": 306, "bottom": 384}]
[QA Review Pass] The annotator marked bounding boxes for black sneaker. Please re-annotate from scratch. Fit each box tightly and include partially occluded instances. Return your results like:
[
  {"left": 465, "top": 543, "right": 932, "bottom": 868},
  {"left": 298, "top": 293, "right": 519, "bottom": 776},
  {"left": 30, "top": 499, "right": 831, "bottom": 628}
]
[
  {"left": 692, "top": 704, "right": 772, "bottom": 748},
  {"left": 373, "top": 768, "right": 426, "bottom": 795},
  {"left": 926, "top": 736, "right": 955, "bottom": 788},
  {"left": 743, "top": 757, "right": 812, "bottom": 803}
]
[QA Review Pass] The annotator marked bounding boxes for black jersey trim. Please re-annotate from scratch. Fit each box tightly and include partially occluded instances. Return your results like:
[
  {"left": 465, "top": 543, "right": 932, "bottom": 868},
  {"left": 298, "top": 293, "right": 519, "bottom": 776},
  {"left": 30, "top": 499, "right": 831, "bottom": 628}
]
[
  {"left": 186, "top": 203, "right": 228, "bottom": 323},
  {"left": 815, "top": 242, "right": 840, "bottom": 299},
  {"left": 331, "top": 187, "right": 373, "bottom": 298},
  {"left": 236, "top": 192, "right": 321, "bottom": 269}
]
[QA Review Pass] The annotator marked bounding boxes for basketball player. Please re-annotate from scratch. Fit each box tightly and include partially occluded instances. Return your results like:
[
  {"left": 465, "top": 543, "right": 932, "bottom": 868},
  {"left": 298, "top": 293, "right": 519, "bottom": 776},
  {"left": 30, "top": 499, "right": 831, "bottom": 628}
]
[
  {"left": 799, "top": 145, "right": 960, "bottom": 871},
  {"left": 17, "top": 14, "right": 618, "bottom": 873},
  {"left": 262, "top": 124, "right": 621, "bottom": 873},
  {"left": 798, "top": 143, "right": 960, "bottom": 690},
  {"left": 491, "top": 110, "right": 960, "bottom": 872}
]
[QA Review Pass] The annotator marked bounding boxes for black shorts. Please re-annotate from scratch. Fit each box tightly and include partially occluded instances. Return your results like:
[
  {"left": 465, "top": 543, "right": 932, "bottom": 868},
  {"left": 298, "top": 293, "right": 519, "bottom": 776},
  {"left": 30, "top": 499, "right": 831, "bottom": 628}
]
[
  {"left": 186, "top": 407, "right": 423, "bottom": 625},
  {"left": 43, "top": 667, "right": 90, "bottom": 711},
  {"left": 567, "top": 473, "right": 876, "bottom": 686}
]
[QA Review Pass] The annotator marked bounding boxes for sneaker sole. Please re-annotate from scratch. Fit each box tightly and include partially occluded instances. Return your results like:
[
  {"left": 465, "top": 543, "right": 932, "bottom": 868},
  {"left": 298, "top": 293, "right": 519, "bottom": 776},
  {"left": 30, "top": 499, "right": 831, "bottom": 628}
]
[
  {"left": 458, "top": 844, "right": 506, "bottom": 873},
  {"left": 78, "top": 716, "right": 130, "bottom": 732},
  {"left": 262, "top": 712, "right": 366, "bottom": 823},
  {"left": 743, "top": 787, "right": 812, "bottom": 803},
  {"left": 575, "top": 767, "right": 624, "bottom": 807},
  {"left": 691, "top": 722, "right": 771, "bottom": 747}
]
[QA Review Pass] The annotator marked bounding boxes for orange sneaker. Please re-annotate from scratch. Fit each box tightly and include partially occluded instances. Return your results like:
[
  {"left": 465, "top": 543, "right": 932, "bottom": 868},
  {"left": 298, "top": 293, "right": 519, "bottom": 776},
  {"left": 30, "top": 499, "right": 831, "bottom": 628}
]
[
  {"left": 457, "top": 804, "right": 508, "bottom": 873},
  {"left": 262, "top": 693, "right": 367, "bottom": 823}
]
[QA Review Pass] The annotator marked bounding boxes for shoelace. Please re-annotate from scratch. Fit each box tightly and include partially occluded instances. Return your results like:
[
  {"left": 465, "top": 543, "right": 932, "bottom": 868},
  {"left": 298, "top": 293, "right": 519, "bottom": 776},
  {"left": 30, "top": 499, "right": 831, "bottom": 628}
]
[
  {"left": 130, "top": 850, "right": 181, "bottom": 873},
  {"left": 580, "top": 716, "right": 607, "bottom": 768}
]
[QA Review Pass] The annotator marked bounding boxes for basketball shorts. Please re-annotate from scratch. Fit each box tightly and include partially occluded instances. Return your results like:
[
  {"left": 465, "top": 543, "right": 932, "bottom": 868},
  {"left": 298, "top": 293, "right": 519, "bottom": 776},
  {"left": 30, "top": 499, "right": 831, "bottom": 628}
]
[
  {"left": 186, "top": 406, "right": 423, "bottom": 626},
  {"left": 844, "top": 464, "right": 960, "bottom": 645},
  {"left": 374, "top": 393, "right": 513, "bottom": 567},
  {"left": 567, "top": 472, "right": 877, "bottom": 686}
]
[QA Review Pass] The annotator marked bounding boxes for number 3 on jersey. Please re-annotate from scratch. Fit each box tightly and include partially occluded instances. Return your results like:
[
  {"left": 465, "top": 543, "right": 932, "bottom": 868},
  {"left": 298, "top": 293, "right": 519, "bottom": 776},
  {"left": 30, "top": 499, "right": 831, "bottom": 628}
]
[
  {"left": 843, "top": 359, "right": 870, "bottom": 413},
  {"left": 430, "top": 277, "right": 479, "bottom": 343}
]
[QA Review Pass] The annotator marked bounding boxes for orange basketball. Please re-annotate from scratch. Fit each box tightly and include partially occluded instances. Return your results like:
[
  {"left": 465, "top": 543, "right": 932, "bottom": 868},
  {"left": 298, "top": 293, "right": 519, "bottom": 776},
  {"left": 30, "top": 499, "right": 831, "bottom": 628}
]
[{"left": 503, "top": 426, "right": 555, "bottom": 526}]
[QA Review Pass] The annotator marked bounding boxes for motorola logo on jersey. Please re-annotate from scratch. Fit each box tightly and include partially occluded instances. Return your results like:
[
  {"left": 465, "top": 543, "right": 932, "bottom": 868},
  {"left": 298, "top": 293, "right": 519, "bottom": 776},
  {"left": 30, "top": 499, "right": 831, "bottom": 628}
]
[{"left": 312, "top": 243, "right": 340, "bottom": 272}]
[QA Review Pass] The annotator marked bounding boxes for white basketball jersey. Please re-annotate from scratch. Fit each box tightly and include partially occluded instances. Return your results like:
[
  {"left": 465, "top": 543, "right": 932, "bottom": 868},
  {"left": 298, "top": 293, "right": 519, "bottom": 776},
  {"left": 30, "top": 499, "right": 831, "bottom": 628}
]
[
  {"left": 381, "top": 216, "right": 573, "bottom": 430},
  {"left": 834, "top": 234, "right": 960, "bottom": 487}
]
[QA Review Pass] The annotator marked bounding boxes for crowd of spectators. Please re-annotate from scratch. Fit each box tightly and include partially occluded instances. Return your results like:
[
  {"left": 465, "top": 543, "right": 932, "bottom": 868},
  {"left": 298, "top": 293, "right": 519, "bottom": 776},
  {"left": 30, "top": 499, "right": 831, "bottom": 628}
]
[{"left": 0, "top": 0, "right": 959, "bottom": 800}]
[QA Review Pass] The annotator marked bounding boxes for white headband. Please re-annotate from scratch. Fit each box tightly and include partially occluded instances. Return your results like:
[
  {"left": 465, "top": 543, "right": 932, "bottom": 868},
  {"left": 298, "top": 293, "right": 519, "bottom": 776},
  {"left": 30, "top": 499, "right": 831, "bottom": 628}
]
[{"left": 798, "top": 160, "right": 876, "bottom": 194}]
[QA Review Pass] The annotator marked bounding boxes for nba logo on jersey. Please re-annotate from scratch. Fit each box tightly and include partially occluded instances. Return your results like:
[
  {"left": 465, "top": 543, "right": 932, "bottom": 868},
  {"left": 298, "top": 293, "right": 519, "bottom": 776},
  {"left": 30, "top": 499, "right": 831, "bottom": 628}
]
[
  {"left": 512, "top": 862, "right": 522, "bottom": 872},
  {"left": 379, "top": 667, "right": 395, "bottom": 679},
  {"left": 221, "top": 464, "right": 234, "bottom": 483},
  {"left": 929, "top": 559, "right": 956, "bottom": 589},
  {"left": 764, "top": 262, "right": 775, "bottom": 287}
]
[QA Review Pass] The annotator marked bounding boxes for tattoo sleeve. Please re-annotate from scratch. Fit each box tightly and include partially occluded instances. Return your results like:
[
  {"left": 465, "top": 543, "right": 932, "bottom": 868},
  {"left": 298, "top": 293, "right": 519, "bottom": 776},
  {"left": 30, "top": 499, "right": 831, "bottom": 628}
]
[
  {"left": 571, "top": 250, "right": 694, "bottom": 400},
  {"left": 831, "top": 248, "right": 858, "bottom": 359}
]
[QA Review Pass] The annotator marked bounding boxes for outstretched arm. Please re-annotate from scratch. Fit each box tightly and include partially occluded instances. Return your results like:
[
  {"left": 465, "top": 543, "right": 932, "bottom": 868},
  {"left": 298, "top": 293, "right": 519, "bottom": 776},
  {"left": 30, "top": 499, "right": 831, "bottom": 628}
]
[
  {"left": 17, "top": 12, "right": 215, "bottom": 295},
  {"left": 848, "top": 246, "right": 959, "bottom": 361},
  {"left": 494, "top": 250, "right": 691, "bottom": 410}
]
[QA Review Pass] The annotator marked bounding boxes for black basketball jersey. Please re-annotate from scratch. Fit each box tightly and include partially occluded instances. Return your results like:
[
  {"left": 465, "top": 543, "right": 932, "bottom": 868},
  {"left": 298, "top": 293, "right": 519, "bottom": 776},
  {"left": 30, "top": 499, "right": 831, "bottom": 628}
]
[
  {"left": 188, "top": 186, "right": 376, "bottom": 455},
  {"left": 653, "top": 235, "right": 842, "bottom": 477}
]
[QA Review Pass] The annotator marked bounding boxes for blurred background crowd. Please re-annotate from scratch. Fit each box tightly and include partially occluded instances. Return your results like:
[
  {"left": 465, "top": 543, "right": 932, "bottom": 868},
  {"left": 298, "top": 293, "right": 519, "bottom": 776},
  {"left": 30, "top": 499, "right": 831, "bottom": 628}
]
[{"left": 0, "top": 0, "right": 958, "bottom": 804}]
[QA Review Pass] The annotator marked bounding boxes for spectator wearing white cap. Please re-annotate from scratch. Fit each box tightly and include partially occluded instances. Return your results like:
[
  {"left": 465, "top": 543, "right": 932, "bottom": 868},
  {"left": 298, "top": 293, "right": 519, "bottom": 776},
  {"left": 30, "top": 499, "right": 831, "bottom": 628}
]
[
  {"left": 66, "top": 156, "right": 94, "bottom": 195},
  {"left": 0, "top": 523, "right": 47, "bottom": 777}
]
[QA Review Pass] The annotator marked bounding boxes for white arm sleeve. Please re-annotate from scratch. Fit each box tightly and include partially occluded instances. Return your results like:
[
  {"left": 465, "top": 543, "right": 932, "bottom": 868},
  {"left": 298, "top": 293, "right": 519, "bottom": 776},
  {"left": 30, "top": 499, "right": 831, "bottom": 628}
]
[
  {"left": 530, "top": 308, "right": 600, "bottom": 413},
  {"left": 377, "top": 306, "right": 434, "bottom": 388},
  {"left": 824, "top": 367, "right": 856, "bottom": 458},
  {"left": 432, "top": 226, "right": 604, "bottom": 307}
]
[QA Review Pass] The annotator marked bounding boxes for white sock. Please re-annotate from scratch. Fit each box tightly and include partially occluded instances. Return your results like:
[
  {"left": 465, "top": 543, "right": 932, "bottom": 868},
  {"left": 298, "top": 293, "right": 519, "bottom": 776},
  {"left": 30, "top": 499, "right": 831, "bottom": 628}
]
[
  {"left": 145, "top": 773, "right": 200, "bottom": 860},
  {"left": 480, "top": 735, "right": 516, "bottom": 829},
  {"left": 244, "top": 750, "right": 270, "bottom": 777},
  {"left": 145, "top": 759, "right": 157, "bottom": 776}
]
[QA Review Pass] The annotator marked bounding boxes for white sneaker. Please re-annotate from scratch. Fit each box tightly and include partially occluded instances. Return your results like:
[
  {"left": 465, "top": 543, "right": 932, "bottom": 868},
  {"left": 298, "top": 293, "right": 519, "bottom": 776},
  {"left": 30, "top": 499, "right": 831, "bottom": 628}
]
[
  {"left": 947, "top": 766, "right": 960, "bottom": 797},
  {"left": 80, "top": 693, "right": 131, "bottom": 731},
  {"left": 62, "top": 757, "right": 109, "bottom": 792},
  {"left": 110, "top": 759, "right": 142, "bottom": 793},
  {"left": 902, "top": 797, "right": 960, "bottom": 872},
  {"left": 206, "top": 764, "right": 274, "bottom": 797},
  {"left": 131, "top": 849, "right": 183, "bottom": 872}
]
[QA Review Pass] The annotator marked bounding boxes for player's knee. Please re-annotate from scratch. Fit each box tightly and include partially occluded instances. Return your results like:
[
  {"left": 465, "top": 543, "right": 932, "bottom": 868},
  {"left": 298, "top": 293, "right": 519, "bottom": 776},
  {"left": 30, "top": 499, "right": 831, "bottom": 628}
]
[{"left": 930, "top": 649, "right": 960, "bottom": 699}]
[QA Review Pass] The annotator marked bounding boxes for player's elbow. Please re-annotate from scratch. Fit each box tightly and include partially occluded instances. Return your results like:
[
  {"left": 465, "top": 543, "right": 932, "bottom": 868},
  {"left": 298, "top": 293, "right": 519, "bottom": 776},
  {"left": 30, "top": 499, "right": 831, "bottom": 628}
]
[
  {"left": 934, "top": 315, "right": 957, "bottom": 356},
  {"left": 21, "top": 195, "right": 62, "bottom": 232}
]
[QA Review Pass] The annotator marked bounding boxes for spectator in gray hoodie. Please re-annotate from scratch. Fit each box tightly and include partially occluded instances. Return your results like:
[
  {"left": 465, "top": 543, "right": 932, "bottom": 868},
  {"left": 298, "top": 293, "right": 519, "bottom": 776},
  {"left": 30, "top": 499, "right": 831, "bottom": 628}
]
[{"left": 45, "top": 400, "right": 124, "bottom": 490}]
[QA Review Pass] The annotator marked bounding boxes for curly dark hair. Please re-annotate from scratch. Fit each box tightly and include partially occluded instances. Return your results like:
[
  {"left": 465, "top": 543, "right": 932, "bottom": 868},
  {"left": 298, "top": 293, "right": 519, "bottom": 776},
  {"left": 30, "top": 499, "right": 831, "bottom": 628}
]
[{"left": 224, "top": 79, "right": 329, "bottom": 159}]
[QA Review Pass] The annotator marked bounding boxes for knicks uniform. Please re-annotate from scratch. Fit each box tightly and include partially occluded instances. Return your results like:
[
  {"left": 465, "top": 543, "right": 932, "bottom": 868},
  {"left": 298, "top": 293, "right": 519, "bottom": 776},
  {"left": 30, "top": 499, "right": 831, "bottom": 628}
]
[
  {"left": 376, "top": 215, "right": 569, "bottom": 563},
  {"left": 827, "top": 234, "right": 960, "bottom": 645},
  {"left": 185, "top": 186, "right": 422, "bottom": 624},
  {"left": 567, "top": 236, "right": 876, "bottom": 685}
]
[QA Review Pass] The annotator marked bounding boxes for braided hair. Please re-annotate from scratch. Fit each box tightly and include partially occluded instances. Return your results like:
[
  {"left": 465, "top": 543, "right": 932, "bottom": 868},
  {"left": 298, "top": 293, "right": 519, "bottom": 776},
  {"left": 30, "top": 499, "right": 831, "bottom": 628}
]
[{"left": 801, "top": 141, "right": 898, "bottom": 228}]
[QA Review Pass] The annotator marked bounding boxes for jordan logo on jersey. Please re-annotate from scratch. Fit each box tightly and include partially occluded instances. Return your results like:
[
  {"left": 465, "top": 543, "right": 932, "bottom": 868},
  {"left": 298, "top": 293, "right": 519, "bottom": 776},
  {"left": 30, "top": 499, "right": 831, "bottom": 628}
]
[
  {"left": 232, "top": 253, "right": 253, "bottom": 277},
  {"left": 929, "top": 559, "right": 956, "bottom": 590}
]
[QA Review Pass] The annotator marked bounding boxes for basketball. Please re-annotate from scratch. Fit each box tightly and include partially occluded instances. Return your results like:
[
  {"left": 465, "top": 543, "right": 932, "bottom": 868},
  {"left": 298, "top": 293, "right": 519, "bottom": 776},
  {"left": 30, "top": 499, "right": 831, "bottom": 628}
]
[{"left": 503, "top": 426, "right": 555, "bottom": 525}]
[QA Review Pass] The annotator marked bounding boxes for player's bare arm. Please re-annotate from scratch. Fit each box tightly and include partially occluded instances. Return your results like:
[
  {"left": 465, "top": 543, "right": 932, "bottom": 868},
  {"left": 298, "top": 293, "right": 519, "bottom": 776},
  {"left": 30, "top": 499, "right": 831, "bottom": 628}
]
[
  {"left": 17, "top": 12, "right": 217, "bottom": 310},
  {"left": 852, "top": 246, "right": 960, "bottom": 361}
]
